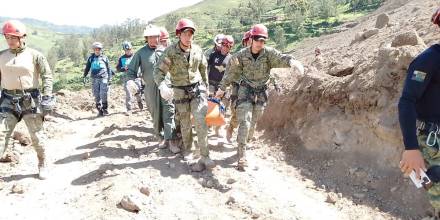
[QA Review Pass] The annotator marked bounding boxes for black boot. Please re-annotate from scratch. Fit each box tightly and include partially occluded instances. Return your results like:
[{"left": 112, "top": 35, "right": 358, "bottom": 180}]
[
  {"left": 96, "top": 103, "right": 103, "bottom": 117},
  {"left": 102, "top": 102, "right": 109, "bottom": 116}
]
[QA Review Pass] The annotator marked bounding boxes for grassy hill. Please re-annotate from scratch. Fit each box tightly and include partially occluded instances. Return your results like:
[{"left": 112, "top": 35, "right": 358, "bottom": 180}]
[{"left": 152, "top": 0, "right": 383, "bottom": 52}]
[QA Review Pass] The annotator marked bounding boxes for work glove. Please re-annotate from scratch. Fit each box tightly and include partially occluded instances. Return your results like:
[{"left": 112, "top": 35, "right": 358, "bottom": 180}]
[
  {"left": 41, "top": 95, "right": 56, "bottom": 115},
  {"left": 290, "top": 60, "right": 304, "bottom": 75},
  {"left": 83, "top": 76, "right": 89, "bottom": 85},
  {"left": 158, "top": 82, "right": 173, "bottom": 101}
]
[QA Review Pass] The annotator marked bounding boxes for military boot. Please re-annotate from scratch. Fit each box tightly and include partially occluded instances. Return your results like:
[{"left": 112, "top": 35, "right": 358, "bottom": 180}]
[
  {"left": 237, "top": 144, "right": 247, "bottom": 171},
  {"left": 200, "top": 156, "right": 216, "bottom": 170},
  {"left": 169, "top": 139, "right": 181, "bottom": 154},
  {"left": 226, "top": 126, "right": 233, "bottom": 143},
  {"left": 96, "top": 103, "right": 103, "bottom": 117},
  {"left": 37, "top": 155, "right": 48, "bottom": 180},
  {"left": 102, "top": 102, "right": 109, "bottom": 116},
  {"left": 137, "top": 101, "right": 143, "bottom": 110}
]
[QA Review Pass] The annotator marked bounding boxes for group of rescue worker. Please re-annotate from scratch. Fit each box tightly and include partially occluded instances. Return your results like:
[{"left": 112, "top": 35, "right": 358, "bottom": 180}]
[
  {"left": 0, "top": 18, "right": 304, "bottom": 180},
  {"left": 2, "top": 7, "right": 440, "bottom": 216}
]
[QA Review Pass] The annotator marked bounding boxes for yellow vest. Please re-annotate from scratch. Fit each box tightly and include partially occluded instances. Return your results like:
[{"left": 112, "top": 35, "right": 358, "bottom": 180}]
[{"left": 0, "top": 48, "right": 42, "bottom": 90}]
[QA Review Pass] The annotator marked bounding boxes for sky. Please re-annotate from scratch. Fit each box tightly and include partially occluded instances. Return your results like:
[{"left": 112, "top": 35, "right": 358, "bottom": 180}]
[{"left": 3, "top": 0, "right": 203, "bottom": 27}]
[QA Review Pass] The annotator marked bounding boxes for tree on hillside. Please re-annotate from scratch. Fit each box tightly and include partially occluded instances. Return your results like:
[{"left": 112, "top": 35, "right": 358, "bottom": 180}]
[
  {"left": 316, "top": 0, "right": 339, "bottom": 19},
  {"left": 165, "top": 13, "right": 180, "bottom": 33},
  {"left": 47, "top": 47, "right": 58, "bottom": 71},
  {"left": 248, "top": 0, "right": 269, "bottom": 23},
  {"left": 273, "top": 26, "right": 287, "bottom": 50}
]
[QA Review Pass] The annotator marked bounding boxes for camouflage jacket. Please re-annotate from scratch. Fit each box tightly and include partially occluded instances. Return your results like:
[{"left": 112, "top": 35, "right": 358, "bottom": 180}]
[
  {"left": 219, "top": 46, "right": 294, "bottom": 90},
  {"left": 154, "top": 41, "right": 208, "bottom": 87}
]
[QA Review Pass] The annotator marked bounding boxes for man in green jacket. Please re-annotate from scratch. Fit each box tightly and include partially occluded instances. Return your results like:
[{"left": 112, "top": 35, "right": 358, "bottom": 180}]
[{"left": 127, "top": 24, "right": 178, "bottom": 151}]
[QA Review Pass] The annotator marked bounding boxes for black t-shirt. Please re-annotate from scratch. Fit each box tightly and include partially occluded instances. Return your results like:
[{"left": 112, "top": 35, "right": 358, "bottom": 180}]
[{"left": 208, "top": 50, "right": 232, "bottom": 84}]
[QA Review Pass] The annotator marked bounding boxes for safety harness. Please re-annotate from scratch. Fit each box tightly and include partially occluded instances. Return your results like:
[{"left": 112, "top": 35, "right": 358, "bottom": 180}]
[
  {"left": 236, "top": 81, "right": 268, "bottom": 107},
  {"left": 173, "top": 82, "right": 205, "bottom": 104},
  {"left": 0, "top": 89, "right": 40, "bottom": 121}
]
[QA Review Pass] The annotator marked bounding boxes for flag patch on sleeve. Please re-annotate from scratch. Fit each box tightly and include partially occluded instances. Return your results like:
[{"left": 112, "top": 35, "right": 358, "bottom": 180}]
[{"left": 411, "top": 70, "right": 427, "bottom": 82}]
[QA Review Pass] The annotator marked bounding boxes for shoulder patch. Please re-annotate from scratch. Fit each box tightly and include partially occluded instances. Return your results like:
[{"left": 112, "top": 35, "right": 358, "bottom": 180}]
[{"left": 411, "top": 70, "right": 427, "bottom": 82}]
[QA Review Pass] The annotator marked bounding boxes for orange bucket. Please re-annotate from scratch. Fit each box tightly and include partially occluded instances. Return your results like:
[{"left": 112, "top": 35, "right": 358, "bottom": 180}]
[{"left": 205, "top": 99, "right": 226, "bottom": 126}]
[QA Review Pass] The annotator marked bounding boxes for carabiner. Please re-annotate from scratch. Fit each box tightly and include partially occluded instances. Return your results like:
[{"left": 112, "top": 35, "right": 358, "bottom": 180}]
[{"left": 427, "top": 125, "right": 440, "bottom": 147}]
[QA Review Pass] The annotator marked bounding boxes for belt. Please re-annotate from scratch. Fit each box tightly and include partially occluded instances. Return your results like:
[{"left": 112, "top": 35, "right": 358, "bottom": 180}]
[
  {"left": 418, "top": 121, "right": 440, "bottom": 136},
  {"left": 173, "top": 82, "right": 203, "bottom": 104}
]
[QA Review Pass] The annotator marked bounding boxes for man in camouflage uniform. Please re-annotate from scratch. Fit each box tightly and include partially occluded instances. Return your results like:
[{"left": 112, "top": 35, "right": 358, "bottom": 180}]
[
  {"left": 0, "top": 20, "right": 54, "bottom": 179},
  {"left": 216, "top": 24, "right": 304, "bottom": 171},
  {"left": 226, "top": 30, "right": 251, "bottom": 142},
  {"left": 154, "top": 18, "right": 215, "bottom": 170},
  {"left": 225, "top": 30, "right": 281, "bottom": 143},
  {"left": 127, "top": 25, "right": 179, "bottom": 151},
  {"left": 399, "top": 11, "right": 440, "bottom": 217}
]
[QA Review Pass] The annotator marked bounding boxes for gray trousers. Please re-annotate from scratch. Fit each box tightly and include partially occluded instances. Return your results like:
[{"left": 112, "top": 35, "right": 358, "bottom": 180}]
[{"left": 92, "top": 77, "right": 109, "bottom": 104}]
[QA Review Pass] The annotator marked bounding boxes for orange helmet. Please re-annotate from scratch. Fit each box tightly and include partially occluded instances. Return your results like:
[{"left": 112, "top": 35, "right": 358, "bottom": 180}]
[
  {"left": 2, "top": 20, "right": 26, "bottom": 37},
  {"left": 159, "top": 27, "right": 169, "bottom": 41},
  {"left": 175, "top": 18, "right": 196, "bottom": 35},
  {"left": 250, "top": 24, "right": 268, "bottom": 39},
  {"left": 221, "top": 35, "right": 234, "bottom": 47}
]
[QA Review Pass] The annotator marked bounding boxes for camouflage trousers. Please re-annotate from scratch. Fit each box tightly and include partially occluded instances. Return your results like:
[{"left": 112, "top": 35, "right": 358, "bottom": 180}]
[
  {"left": 420, "top": 133, "right": 440, "bottom": 209},
  {"left": 124, "top": 78, "right": 142, "bottom": 111},
  {"left": 236, "top": 84, "right": 267, "bottom": 159},
  {"left": 173, "top": 84, "right": 209, "bottom": 157},
  {"left": 228, "top": 82, "right": 239, "bottom": 131},
  {"left": 92, "top": 77, "right": 109, "bottom": 105},
  {"left": 0, "top": 112, "right": 46, "bottom": 161}
]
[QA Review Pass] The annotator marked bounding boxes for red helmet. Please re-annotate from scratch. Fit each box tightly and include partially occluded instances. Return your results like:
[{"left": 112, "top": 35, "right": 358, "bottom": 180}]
[
  {"left": 175, "top": 18, "right": 196, "bottom": 35},
  {"left": 159, "top": 27, "right": 169, "bottom": 41},
  {"left": 432, "top": 7, "right": 440, "bottom": 27},
  {"left": 221, "top": 35, "right": 234, "bottom": 47},
  {"left": 250, "top": 24, "right": 268, "bottom": 39},
  {"left": 2, "top": 20, "right": 26, "bottom": 37},
  {"left": 242, "top": 30, "right": 251, "bottom": 41}
]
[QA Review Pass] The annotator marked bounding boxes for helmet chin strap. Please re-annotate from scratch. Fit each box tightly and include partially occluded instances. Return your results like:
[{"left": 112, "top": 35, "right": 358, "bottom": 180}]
[{"left": 18, "top": 36, "right": 26, "bottom": 49}]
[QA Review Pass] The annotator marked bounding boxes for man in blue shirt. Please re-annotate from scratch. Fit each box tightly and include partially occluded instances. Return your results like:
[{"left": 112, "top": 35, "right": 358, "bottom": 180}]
[{"left": 83, "top": 42, "right": 112, "bottom": 116}]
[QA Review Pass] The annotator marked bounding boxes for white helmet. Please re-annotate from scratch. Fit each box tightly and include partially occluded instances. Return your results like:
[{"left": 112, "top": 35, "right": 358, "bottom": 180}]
[
  {"left": 143, "top": 24, "right": 161, "bottom": 37},
  {"left": 92, "top": 42, "right": 103, "bottom": 49},
  {"left": 213, "top": 34, "right": 225, "bottom": 46}
]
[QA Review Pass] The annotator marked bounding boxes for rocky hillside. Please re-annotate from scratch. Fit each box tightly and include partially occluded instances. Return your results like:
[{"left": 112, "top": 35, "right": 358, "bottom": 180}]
[{"left": 260, "top": 0, "right": 439, "bottom": 217}]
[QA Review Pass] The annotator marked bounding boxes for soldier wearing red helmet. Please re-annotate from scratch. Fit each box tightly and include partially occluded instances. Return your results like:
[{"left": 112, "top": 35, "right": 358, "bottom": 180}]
[
  {"left": 158, "top": 27, "right": 170, "bottom": 48},
  {"left": 0, "top": 20, "right": 54, "bottom": 179},
  {"left": 154, "top": 18, "right": 215, "bottom": 171},
  {"left": 242, "top": 30, "right": 252, "bottom": 47},
  {"left": 216, "top": 24, "right": 304, "bottom": 171}
]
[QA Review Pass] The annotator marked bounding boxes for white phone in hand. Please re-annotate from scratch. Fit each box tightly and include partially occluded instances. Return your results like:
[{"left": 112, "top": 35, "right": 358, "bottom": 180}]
[{"left": 409, "top": 169, "right": 432, "bottom": 189}]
